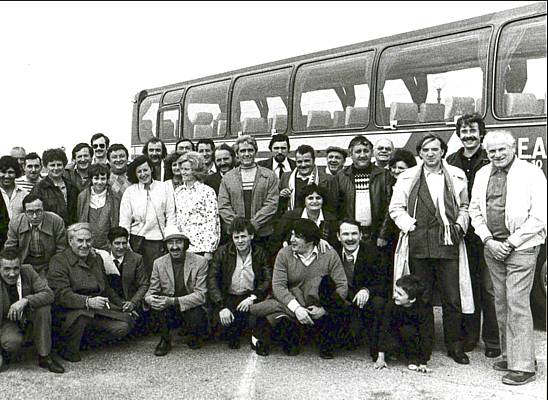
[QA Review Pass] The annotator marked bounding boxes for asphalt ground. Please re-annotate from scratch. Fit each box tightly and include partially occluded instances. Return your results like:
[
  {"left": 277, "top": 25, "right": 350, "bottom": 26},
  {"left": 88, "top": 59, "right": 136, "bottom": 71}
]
[{"left": 0, "top": 307, "right": 545, "bottom": 400}]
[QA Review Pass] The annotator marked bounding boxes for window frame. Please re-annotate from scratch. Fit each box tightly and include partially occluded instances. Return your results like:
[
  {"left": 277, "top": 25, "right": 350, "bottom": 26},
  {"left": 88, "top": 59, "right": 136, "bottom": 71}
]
[
  {"left": 137, "top": 92, "right": 161, "bottom": 143},
  {"left": 157, "top": 104, "right": 182, "bottom": 142}
]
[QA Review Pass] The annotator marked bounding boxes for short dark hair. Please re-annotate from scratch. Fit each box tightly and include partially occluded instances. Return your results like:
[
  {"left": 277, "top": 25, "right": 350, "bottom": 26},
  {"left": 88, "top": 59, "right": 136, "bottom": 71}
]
[
  {"left": 107, "top": 226, "right": 129, "bottom": 243},
  {"left": 196, "top": 139, "right": 216, "bottom": 152},
  {"left": 268, "top": 134, "right": 290, "bottom": 151},
  {"left": 388, "top": 148, "right": 417, "bottom": 169},
  {"left": 348, "top": 135, "right": 373, "bottom": 151},
  {"left": 228, "top": 217, "right": 256, "bottom": 236},
  {"left": 90, "top": 133, "right": 110, "bottom": 148},
  {"left": 42, "top": 148, "right": 68, "bottom": 167},
  {"left": 24, "top": 152, "right": 42, "bottom": 166},
  {"left": 176, "top": 138, "right": 195, "bottom": 152},
  {"left": 395, "top": 274, "right": 425, "bottom": 301},
  {"left": 0, "top": 156, "right": 22, "bottom": 177},
  {"left": 293, "top": 218, "right": 321, "bottom": 246},
  {"left": 127, "top": 155, "right": 154, "bottom": 184},
  {"left": 22, "top": 194, "right": 44, "bottom": 210},
  {"left": 456, "top": 113, "right": 486, "bottom": 141},
  {"left": 299, "top": 184, "right": 328, "bottom": 208},
  {"left": 416, "top": 133, "right": 448, "bottom": 158},
  {"left": 215, "top": 143, "right": 235, "bottom": 160},
  {"left": 89, "top": 163, "right": 110, "bottom": 180},
  {"left": 142, "top": 138, "right": 167, "bottom": 159},
  {"left": 0, "top": 247, "right": 21, "bottom": 263},
  {"left": 164, "top": 152, "right": 181, "bottom": 177},
  {"left": 107, "top": 143, "right": 129, "bottom": 160},
  {"left": 338, "top": 218, "right": 361, "bottom": 232},
  {"left": 296, "top": 144, "right": 315, "bottom": 160},
  {"left": 72, "top": 143, "right": 94, "bottom": 160}
]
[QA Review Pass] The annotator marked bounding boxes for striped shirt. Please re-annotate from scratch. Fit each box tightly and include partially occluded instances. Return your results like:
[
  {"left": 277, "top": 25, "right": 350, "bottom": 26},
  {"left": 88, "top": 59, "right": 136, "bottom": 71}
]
[{"left": 15, "top": 176, "right": 40, "bottom": 194}]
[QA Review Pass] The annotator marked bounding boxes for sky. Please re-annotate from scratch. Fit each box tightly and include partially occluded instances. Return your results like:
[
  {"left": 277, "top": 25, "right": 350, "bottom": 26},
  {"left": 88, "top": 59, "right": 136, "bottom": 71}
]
[{"left": 0, "top": 1, "right": 537, "bottom": 157}]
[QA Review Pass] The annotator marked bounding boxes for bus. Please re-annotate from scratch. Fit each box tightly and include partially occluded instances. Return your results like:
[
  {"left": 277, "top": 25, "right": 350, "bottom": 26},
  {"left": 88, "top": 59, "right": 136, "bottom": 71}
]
[{"left": 131, "top": 3, "right": 547, "bottom": 315}]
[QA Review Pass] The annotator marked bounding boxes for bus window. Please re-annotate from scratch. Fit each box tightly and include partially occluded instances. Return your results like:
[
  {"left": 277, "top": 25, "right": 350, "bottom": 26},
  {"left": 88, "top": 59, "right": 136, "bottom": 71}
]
[
  {"left": 162, "top": 89, "right": 184, "bottom": 105},
  {"left": 377, "top": 28, "right": 491, "bottom": 126},
  {"left": 293, "top": 51, "right": 374, "bottom": 131},
  {"left": 495, "top": 15, "right": 547, "bottom": 118},
  {"left": 183, "top": 80, "right": 230, "bottom": 140},
  {"left": 138, "top": 94, "right": 160, "bottom": 143},
  {"left": 231, "top": 68, "right": 291, "bottom": 136},
  {"left": 158, "top": 108, "right": 180, "bottom": 142}
]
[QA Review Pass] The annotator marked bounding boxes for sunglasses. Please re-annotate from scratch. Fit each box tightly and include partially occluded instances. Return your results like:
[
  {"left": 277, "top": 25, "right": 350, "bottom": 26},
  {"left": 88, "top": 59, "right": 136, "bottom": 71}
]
[
  {"left": 376, "top": 147, "right": 393, "bottom": 151},
  {"left": 93, "top": 144, "right": 106, "bottom": 149}
]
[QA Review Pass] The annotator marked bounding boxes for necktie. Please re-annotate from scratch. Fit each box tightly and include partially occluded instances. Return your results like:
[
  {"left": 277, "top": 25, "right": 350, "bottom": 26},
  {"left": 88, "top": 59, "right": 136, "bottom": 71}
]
[
  {"left": 345, "top": 253, "right": 354, "bottom": 263},
  {"left": 278, "top": 163, "right": 285, "bottom": 180},
  {"left": 114, "top": 259, "right": 121, "bottom": 270}
]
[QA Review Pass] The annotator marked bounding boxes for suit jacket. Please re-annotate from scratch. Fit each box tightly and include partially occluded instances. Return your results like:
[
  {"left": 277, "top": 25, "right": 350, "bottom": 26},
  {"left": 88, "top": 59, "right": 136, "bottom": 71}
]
[
  {"left": 30, "top": 176, "right": 79, "bottom": 226},
  {"left": 145, "top": 253, "right": 208, "bottom": 312},
  {"left": 204, "top": 171, "right": 223, "bottom": 196},
  {"left": 4, "top": 211, "right": 67, "bottom": 266},
  {"left": 207, "top": 243, "right": 272, "bottom": 309},
  {"left": 257, "top": 157, "right": 296, "bottom": 171},
  {"left": 0, "top": 264, "right": 54, "bottom": 327},
  {"left": 278, "top": 166, "right": 333, "bottom": 212},
  {"left": 106, "top": 251, "right": 149, "bottom": 306}
]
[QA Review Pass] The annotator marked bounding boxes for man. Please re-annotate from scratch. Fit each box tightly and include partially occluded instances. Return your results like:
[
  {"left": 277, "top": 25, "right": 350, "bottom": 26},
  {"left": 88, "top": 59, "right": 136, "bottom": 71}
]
[
  {"left": 0, "top": 155, "right": 26, "bottom": 219},
  {"left": 145, "top": 226, "right": 209, "bottom": 356},
  {"left": 90, "top": 133, "right": 110, "bottom": 165},
  {"left": 48, "top": 223, "right": 132, "bottom": 362},
  {"left": 64, "top": 143, "right": 93, "bottom": 192},
  {"left": 328, "top": 135, "right": 391, "bottom": 247},
  {"left": 257, "top": 134, "right": 296, "bottom": 179},
  {"left": 4, "top": 194, "right": 67, "bottom": 278},
  {"left": 204, "top": 143, "right": 236, "bottom": 196},
  {"left": 279, "top": 144, "right": 332, "bottom": 212},
  {"left": 325, "top": 146, "right": 347, "bottom": 176},
  {"left": 197, "top": 138, "right": 217, "bottom": 175},
  {"left": 0, "top": 248, "right": 64, "bottom": 373},
  {"left": 15, "top": 153, "right": 42, "bottom": 194},
  {"left": 389, "top": 133, "right": 473, "bottom": 365},
  {"left": 96, "top": 227, "right": 149, "bottom": 335},
  {"left": 208, "top": 218, "right": 271, "bottom": 349},
  {"left": 337, "top": 219, "right": 388, "bottom": 359},
  {"left": 107, "top": 144, "right": 131, "bottom": 197},
  {"left": 218, "top": 135, "right": 279, "bottom": 249},
  {"left": 470, "top": 130, "right": 546, "bottom": 386},
  {"left": 446, "top": 113, "right": 499, "bottom": 358},
  {"left": 250, "top": 219, "right": 348, "bottom": 359},
  {"left": 373, "top": 138, "right": 394, "bottom": 169},
  {"left": 9, "top": 147, "right": 26, "bottom": 172},
  {"left": 175, "top": 138, "right": 195, "bottom": 155},
  {"left": 142, "top": 137, "right": 167, "bottom": 181}
]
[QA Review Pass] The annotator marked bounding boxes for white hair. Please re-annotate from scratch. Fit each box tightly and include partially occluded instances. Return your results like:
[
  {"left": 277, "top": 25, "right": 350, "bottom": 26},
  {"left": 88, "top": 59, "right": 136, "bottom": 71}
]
[{"left": 482, "top": 130, "right": 516, "bottom": 149}]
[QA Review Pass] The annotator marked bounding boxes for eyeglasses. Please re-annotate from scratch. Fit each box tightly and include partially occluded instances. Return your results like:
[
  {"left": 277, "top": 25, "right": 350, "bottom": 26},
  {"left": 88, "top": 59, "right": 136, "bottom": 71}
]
[
  {"left": 376, "top": 147, "right": 393, "bottom": 151},
  {"left": 25, "top": 209, "right": 43, "bottom": 216},
  {"left": 93, "top": 144, "right": 106, "bottom": 149}
]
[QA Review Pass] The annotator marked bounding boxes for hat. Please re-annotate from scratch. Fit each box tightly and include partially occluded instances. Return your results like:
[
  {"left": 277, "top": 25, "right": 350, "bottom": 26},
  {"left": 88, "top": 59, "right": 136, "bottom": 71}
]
[
  {"left": 163, "top": 225, "right": 188, "bottom": 241},
  {"left": 325, "top": 146, "right": 348, "bottom": 158}
]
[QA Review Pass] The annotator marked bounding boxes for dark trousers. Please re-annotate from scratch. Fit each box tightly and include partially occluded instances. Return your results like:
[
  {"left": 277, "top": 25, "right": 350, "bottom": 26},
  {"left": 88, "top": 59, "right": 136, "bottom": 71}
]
[
  {"left": 382, "top": 324, "right": 424, "bottom": 365},
  {"left": 348, "top": 296, "right": 386, "bottom": 356},
  {"left": 0, "top": 305, "right": 52, "bottom": 356},
  {"left": 134, "top": 239, "right": 164, "bottom": 278},
  {"left": 156, "top": 306, "right": 208, "bottom": 341},
  {"left": 216, "top": 294, "right": 253, "bottom": 342},
  {"left": 410, "top": 257, "right": 463, "bottom": 350},
  {"left": 61, "top": 315, "right": 131, "bottom": 353},
  {"left": 461, "top": 237, "right": 500, "bottom": 350}
]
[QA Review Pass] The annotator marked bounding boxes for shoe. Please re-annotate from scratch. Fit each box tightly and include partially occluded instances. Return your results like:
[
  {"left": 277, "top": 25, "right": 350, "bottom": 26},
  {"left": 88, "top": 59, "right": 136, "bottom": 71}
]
[
  {"left": 187, "top": 338, "right": 202, "bottom": 350},
  {"left": 228, "top": 338, "right": 241, "bottom": 350},
  {"left": 463, "top": 342, "right": 476, "bottom": 352},
  {"left": 58, "top": 350, "right": 81, "bottom": 363},
  {"left": 154, "top": 337, "right": 171, "bottom": 356},
  {"left": 447, "top": 350, "right": 470, "bottom": 365},
  {"left": 494, "top": 360, "right": 537, "bottom": 372},
  {"left": 252, "top": 340, "right": 270, "bottom": 357},
  {"left": 502, "top": 371, "right": 536, "bottom": 385},
  {"left": 485, "top": 348, "right": 501, "bottom": 358},
  {"left": 38, "top": 355, "right": 65, "bottom": 374},
  {"left": 319, "top": 348, "right": 334, "bottom": 359}
]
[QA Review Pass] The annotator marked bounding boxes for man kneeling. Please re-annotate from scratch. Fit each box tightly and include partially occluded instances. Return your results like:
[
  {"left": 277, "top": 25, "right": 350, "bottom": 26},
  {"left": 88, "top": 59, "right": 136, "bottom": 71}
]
[{"left": 145, "top": 226, "right": 208, "bottom": 356}]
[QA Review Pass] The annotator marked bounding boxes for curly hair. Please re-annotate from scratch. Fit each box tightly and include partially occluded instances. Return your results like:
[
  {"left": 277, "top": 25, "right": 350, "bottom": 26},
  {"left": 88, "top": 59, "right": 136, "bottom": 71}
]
[
  {"left": 42, "top": 148, "right": 68, "bottom": 167},
  {"left": 178, "top": 151, "right": 206, "bottom": 182}
]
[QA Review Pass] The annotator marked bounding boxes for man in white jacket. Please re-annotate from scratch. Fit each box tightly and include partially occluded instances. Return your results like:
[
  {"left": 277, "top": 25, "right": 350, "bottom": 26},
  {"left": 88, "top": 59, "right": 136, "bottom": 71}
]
[{"left": 469, "top": 130, "right": 547, "bottom": 386}]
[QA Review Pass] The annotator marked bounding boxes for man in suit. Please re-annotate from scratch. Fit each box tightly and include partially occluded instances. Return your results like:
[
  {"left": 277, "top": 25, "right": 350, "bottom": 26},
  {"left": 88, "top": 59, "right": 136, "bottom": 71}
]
[
  {"left": 257, "top": 134, "right": 296, "bottom": 179},
  {"left": 208, "top": 217, "right": 272, "bottom": 349},
  {"left": 0, "top": 248, "right": 64, "bottom": 373},
  {"left": 145, "top": 226, "right": 209, "bottom": 356},
  {"left": 4, "top": 194, "right": 67, "bottom": 278},
  {"left": 48, "top": 223, "right": 132, "bottom": 363},
  {"left": 205, "top": 143, "right": 236, "bottom": 196}
]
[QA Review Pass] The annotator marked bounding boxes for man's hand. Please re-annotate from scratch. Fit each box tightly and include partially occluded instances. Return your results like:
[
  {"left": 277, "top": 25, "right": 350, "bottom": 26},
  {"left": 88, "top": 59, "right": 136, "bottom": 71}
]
[
  {"left": 219, "top": 308, "right": 234, "bottom": 326},
  {"left": 236, "top": 297, "right": 254, "bottom": 312},
  {"left": 318, "top": 239, "right": 332, "bottom": 254},
  {"left": 486, "top": 239, "right": 511, "bottom": 261},
  {"left": 279, "top": 188, "right": 292, "bottom": 198},
  {"left": 295, "top": 306, "right": 314, "bottom": 325},
  {"left": 307, "top": 305, "right": 326, "bottom": 320},
  {"left": 7, "top": 298, "right": 29, "bottom": 321},
  {"left": 122, "top": 301, "right": 135, "bottom": 312},
  {"left": 88, "top": 296, "right": 110, "bottom": 310},
  {"left": 353, "top": 289, "right": 370, "bottom": 309},
  {"left": 149, "top": 295, "right": 171, "bottom": 311},
  {"left": 377, "top": 238, "right": 388, "bottom": 248}
]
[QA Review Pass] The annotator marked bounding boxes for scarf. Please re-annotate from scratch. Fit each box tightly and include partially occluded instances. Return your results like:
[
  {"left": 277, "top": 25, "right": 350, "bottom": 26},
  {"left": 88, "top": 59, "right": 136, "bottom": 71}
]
[{"left": 287, "top": 166, "right": 319, "bottom": 210}]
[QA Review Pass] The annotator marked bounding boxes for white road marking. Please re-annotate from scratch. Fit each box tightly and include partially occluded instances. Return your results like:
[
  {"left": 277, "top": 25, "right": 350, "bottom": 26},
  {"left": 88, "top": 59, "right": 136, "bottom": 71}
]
[{"left": 234, "top": 352, "right": 258, "bottom": 400}]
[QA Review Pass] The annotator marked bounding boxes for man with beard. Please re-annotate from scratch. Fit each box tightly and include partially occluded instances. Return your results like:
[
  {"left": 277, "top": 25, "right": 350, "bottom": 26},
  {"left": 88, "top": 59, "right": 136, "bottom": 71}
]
[
  {"left": 447, "top": 113, "right": 500, "bottom": 358},
  {"left": 90, "top": 133, "right": 110, "bottom": 165},
  {"left": 373, "top": 139, "right": 394, "bottom": 169},
  {"left": 0, "top": 156, "right": 26, "bottom": 219},
  {"left": 325, "top": 146, "right": 347, "bottom": 176},
  {"left": 64, "top": 143, "right": 93, "bottom": 192},
  {"left": 205, "top": 143, "right": 235, "bottom": 196},
  {"left": 257, "top": 134, "right": 296, "bottom": 179},
  {"left": 15, "top": 153, "right": 42, "bottom": 194},
  {"left": 142, "top": 138, "right": 168, "bottom": 181},
  {"left": 107, "top": 144, "right": 131, "bottom": 197},
  {"left": 197, "top": 139, "right": 217, "bottom": 176}
]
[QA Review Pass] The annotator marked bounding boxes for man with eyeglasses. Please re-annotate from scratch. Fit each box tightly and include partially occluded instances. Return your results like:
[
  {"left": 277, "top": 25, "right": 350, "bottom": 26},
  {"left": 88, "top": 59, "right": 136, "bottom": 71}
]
[
  {"left": 4, "top": 194, "right": 67, "bottom": 279},
  {"left": 373, "top": 139, "right": 395, "bottom": 170},
  {"left": 90, "top": 133, "right": 110, "bottom": 165}
]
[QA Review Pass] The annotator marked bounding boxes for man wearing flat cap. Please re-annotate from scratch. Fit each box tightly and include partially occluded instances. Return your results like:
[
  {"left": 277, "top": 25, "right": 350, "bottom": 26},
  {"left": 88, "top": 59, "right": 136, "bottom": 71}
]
[
  {"left": 145, "top": 225, "right": 209, "bottom": 356},
  {"left": 325, "top": 146, "right": 348, "bottom": 176}
]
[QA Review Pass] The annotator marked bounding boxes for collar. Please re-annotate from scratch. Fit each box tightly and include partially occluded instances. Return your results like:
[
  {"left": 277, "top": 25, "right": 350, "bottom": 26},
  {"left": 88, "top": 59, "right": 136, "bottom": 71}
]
[
  {"left": 491, "top": 156, "right": 516, "bottom": 175},
  {"left": 342, "top": 246, "right": 360, "bottom": 262},
  {"left": 275, "top": 158, "right": 291, "bottom": 171},
  {"left": 424, "top": 166, "right": 444, "bottom": 177},
  {"left": 301, "top": 208, "right": 324, "bottom": 226},
  {"left": 110, "top": 252, "right": 125, "bottom": 265},
  {"left": 351, "top": 163, "right": 373, "bottom": 175},
  {"left": 293, "top": 245, "right": 319, "bottom": 261}
]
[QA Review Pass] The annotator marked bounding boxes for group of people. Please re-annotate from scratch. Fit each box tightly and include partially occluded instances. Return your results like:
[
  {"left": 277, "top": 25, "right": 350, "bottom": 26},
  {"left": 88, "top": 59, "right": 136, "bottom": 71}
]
[{"left": 0, "top": 114, "right": 545, "bottom": 387}]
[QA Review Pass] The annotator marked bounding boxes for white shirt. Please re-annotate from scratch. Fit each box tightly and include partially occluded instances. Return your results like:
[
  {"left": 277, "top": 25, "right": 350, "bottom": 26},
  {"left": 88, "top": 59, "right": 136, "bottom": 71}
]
[
  {"left": 229, "top": 250, "right": 255, "bottom": 295},
  {"left": 424, "top": 168, "right": 445, "bottom": 209},
  {"left": 301, "top": 208, "right": 324, "bottom": 227},
  {"left": 0, "top": 185, "right": 26, "bottom": 218},
  {"left": 273, "top": 158, "right": 292, "bottom": 178}
]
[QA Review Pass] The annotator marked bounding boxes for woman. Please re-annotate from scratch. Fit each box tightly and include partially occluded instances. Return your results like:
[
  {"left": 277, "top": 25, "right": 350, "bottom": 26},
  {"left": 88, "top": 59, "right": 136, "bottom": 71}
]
[
  {"left": 31, "top": 148, "right": 78, "bottom": 226},
  {"left": 77, "top": 163, "right": 120, "bottom": 250},
  {"left": 274, "top": 184, "right": 338, "bottom": 252},
  {"left": 388, "top": 148, "right": 417, "bottom": 182},
  {"left": 164, "top": 152, "right": 183, "bottom": 190},
  {"left": 119, "top": 155, "right": 176, "bottom": 276},
  {"left": 174, "top": 151, "right": 220, "bottom": 260}
]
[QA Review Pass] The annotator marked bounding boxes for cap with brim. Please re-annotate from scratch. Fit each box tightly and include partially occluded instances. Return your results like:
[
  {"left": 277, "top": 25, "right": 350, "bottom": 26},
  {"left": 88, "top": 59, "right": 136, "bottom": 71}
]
[
  {"left": 163, "top": 225, "right": 188, "bottom": 241},
  {"left": 325, "top": 146, "right": 348, "bottom": 158}
]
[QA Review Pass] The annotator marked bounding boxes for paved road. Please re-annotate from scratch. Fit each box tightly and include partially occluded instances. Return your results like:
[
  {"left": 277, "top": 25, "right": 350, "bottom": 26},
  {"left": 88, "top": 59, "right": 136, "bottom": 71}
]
[{"left": 0, "top": 308, "right": 545, "bottom": 400}]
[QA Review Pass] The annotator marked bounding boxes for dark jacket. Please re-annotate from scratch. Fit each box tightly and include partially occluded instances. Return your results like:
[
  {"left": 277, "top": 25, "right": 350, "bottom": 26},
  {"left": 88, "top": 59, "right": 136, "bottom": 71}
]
[
  {"left": 278, "top": 166, "right": 333, "bottom": 212},
  {"left": 328, "top": 164, "right": 392, "bottom": 240},
  {"left": 446, "top": 147, "right": 489, "bottom": 197},
  {"left": 108, "top": 251, "right": 149, "bottom": 306},
  {"left": 257, "top": 157, "right": 296, "bottom": 171},
  {"left": 0, "top": 193, "right": 9, "bottom": 248},
  {"left": 63, "top": 167, "right": 90, "bottom": 193},
  {"left": 208, "top": 243, "right": 272, "bottom": 309},
  {"left": 204, "top": 171, "right": 223, "bottom": 196},
  {"left": 30, "top": 176, "right": 79, "bottom": 226}
]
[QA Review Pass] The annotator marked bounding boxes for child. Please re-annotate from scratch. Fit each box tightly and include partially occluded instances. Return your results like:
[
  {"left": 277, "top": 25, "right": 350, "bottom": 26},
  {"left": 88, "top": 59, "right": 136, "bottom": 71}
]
[{"left": 374, "top": 274, "right": 432, "bottom": 373}]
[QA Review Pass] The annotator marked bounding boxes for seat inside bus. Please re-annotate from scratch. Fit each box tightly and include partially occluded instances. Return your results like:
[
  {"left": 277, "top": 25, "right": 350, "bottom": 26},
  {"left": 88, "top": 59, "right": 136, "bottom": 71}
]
[
  {"left": 306, "top": 110, "right": 332, "bottom": 130},
  {"left": 213, "top": 113, "right": 227, "bottom": 136},
  {"left": 333, "top": 111, "right": 345, "bottom": 128},
  {"left": 444, "top": 96, "right": 475, "bottom": 121},
  {"left": 268, "top": 114, "right": 287, "bottom": 133},
  {"left": 242, "top": 117, "right": 268, "bottom": 134},
  {"left": 345, "top": 106, "right": 368, "bottom": 127},
  {"left": 389, "top": 102, "right": 419, "bottom": 124},
  {"left": 504, "top": 93, "right": 543, "bottom": 116},
  {"left": 193, "top": 112, "right": 214, "bottom": 138},
  {"left": 418, "top": 103, "right": 445, "bottom": 123},
  {"left": 160, "top": 120, "right": 175, "bottom": 139}
]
